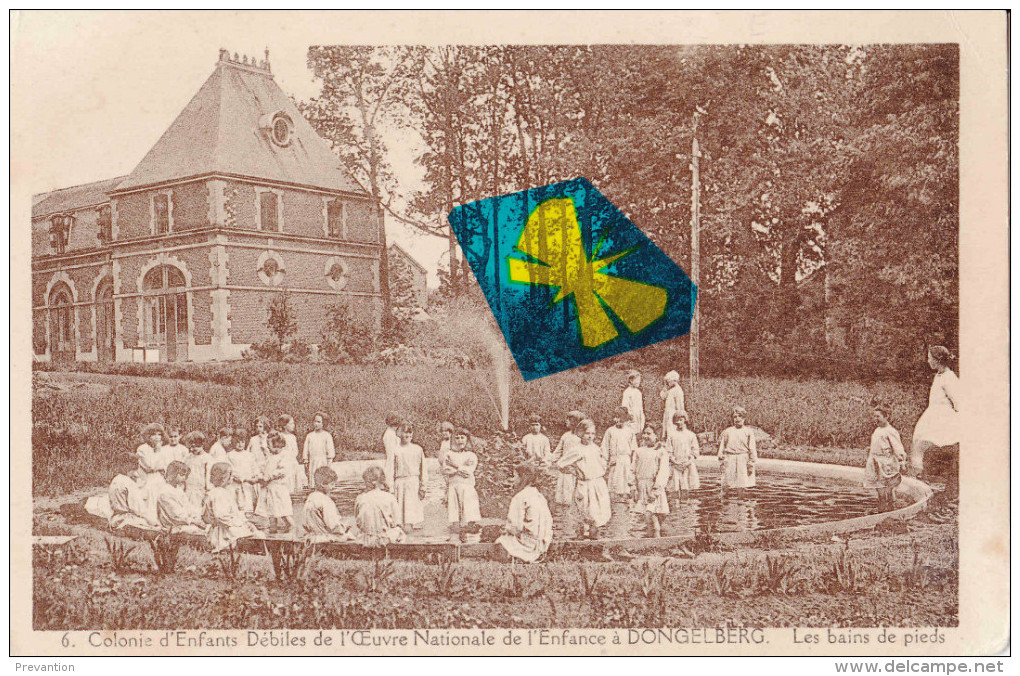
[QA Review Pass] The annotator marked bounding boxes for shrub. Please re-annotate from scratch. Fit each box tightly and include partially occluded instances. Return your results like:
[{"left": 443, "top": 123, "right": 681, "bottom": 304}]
[
  {"left": 320, "top": 304, "right": 377, "bottom": 364},
  {"left": 266, "top": 290, "right": 298, "bottom": 349},
  {"left": 244, "top": 339, "right": 285, "bottom": 362}
]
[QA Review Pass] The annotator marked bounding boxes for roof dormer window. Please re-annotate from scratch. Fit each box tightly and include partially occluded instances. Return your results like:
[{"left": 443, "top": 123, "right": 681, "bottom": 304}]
[
  {"left": 97, "top": 205, "right": 112, "bottom": 244},
  {"left": 49, "top": 214, "right": 73, "bottom": 254},
  {"left": 273, "top": 116, "right": 292, "bottom": 146},
  {"left": 151, "top": 191, "right": 172, "bottom": 235},
  {"left": 260, "top": 111, "right": 293, "bottom": 148}
]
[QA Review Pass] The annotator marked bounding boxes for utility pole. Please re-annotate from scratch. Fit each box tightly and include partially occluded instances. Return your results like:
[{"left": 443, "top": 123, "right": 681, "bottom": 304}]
[
  {"left": 445, "top": 163, "right": 458, "bottom": 294},
  {"left": 689, "top": 111, "right": 702, "bottom": 401}
]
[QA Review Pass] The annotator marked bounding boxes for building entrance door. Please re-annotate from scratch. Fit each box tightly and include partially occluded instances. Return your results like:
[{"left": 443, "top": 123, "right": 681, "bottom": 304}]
[
  {"left": 143, "top": 265, "right": 189, "bottom": 362},
  {"left": 48, "top": 284, "right": 75, "bottom": 364},
  {"left": 95, "top": 280, "right": 115, "bottom": 362}
]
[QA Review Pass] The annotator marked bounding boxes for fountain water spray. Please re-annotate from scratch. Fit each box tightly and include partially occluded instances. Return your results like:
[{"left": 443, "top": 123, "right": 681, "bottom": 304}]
[
  {"left": 436, "top": 299, "right": 512, "bottom": 432},
  {"left": 480, "top": 325, "right": 511, "bottom": 431}
]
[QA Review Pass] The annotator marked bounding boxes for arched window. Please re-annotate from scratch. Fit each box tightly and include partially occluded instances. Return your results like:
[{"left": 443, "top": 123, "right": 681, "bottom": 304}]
[
  {"left": 95, "top": 278, "right": 115, "bottom": 362},
  {"left": 48, "top": 282, "right": 75, "bottom": 362},
  {"left": 142, "top": 265, "right": 189, "bottom": 362}
]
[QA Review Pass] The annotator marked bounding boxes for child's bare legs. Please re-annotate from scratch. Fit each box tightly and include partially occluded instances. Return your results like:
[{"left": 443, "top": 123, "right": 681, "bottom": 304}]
[{"left": 649, "top": 513, "right": 662, "bottom": 538}]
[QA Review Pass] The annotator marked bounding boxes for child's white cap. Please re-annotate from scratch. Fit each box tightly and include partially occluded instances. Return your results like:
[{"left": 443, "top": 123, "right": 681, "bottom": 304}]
[{"left": 665, "top": 370, "right": 680, "bottom": 382}]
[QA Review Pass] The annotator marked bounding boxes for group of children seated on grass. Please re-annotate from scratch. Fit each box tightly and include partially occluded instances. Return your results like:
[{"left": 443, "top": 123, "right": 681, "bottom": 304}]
[{"left": 102, "top": 367, "right": 907, "bottom": 562}]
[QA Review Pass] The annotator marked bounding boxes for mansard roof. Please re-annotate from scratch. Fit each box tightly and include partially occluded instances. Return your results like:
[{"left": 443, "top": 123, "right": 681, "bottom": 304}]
[
  {"left": 32, "top": 176, "right": 126, "bottom": 220},
  {"left": 113, "top": 50, "right": 367, "bottom": 196}
]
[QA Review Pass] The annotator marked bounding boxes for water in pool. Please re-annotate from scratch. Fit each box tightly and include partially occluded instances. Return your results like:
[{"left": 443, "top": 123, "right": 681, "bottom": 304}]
[
  {"left": 552, "top": 469, "right": 880, "bottom": 541},
  {"left": 290, "top": 467, "right": 881, "bottom": 543}
]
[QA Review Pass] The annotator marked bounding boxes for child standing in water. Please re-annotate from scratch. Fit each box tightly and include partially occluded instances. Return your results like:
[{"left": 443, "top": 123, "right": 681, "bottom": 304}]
[
  {"left": 227, "top": 428, "right": 257, "bottom": 512},
  {"left": 302, "top": 467, "right": 352, "bottom": 541},
  {"left": 497, "top": 463, "right": 553, "bottom": 563},
  {"left": 550, "top": 410, "right": 585, "bottom": 505},
  {"left": 258, "top": 432, "right": 294, "bottom": 534},
  {"left": 621, "top": 369, "right": 645, "bottom": 433},
  {"left": 388, "top": 422, "right": 427, "bottom": 530},
  {"left": 302, "top": 412, "right": 335, "bottom": 483},
  {"left": 381, "top": 412, "right": 403, "bottom": 489},
  {"left": 182, "top": 431, "right": 210, "bottom": 509},
  {"left": 865, "top": 403, "right": 907, "bottom": 511},
  {"left": 522, "top": 414, "right": 551, "bottom": 464},
  {"left": 443, "top": 427, "right": 482, "bottom": 539},
  {"left": 352, "top": 466, "right": 405, "bottom": 546},
  {"left": 632, "top": 426, "right": 670, "bottom": 537},
  {"left": 660, "top": 371, "right": 686, "bottom": 437},
  {"left": 205, "top": 462, "right": 262, "bottom": 551},
  {"left": 718, "top": 406, "right": 757, "bottom": 489},
  {"left": 666, "top": 411, "right": 701, "bottom": 492},
  {"left": 557, "top": 419, "right": 611, "bottom": 539},
  {"left": 602, "top": 407, "right": 637, "bottom": 499}
]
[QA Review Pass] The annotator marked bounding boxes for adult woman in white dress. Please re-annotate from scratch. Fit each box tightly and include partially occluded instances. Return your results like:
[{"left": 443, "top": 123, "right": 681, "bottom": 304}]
[{"left": 910, "top": 346, "right": 959, "bottom": 478}]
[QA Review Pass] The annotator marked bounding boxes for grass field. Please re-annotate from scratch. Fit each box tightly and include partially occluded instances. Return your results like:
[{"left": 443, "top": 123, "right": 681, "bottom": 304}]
[{"left": 32, "top": 362, "right": 926, "bottom": 497}]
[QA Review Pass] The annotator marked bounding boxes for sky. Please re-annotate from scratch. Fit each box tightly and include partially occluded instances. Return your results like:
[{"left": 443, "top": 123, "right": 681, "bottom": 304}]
[{"left": 12, "top": 10, "right": 447, "bottom": 283}]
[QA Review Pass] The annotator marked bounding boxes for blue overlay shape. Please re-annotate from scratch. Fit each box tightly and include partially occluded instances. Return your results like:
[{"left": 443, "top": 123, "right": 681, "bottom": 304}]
[{"left": 447, "top": 178, "right": 697, "bottom": 381}]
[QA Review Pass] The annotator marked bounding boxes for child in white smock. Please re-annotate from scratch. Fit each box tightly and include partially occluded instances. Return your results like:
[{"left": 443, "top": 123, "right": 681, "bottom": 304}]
[
  {"left": 388, "top": 422, "right": 428, "bottom": 530},
  {"left": 497, "top": 463, "right": 553, "bottom": 563},
  {"left": 666, "top": 411, "right": 701, "bottom": 492},
  {"left": 717, "top": 407, "right": 757, "bottom": 489},
  {"left": 557, "top": 419, "right": 611, "bottom": 538},
  {"left": 443, "top": 427, "right": 482, "bottom": 538},
  {"left": 602, "top": 406, "right": 637, "bottom": 498}
]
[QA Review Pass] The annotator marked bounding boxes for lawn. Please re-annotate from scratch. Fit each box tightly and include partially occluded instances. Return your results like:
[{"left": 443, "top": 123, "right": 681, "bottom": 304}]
[
  {"left": 32, "top": 501, "right": 958, "bottom": 630},
  {"left": 32, "top": 362, "right": 926, "bottom": 497}
]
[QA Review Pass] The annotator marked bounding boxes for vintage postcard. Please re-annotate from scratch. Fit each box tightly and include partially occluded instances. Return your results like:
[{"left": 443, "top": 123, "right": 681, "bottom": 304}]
[{"left": 10, "top": 10, "right": 1009, "bottom": 659}]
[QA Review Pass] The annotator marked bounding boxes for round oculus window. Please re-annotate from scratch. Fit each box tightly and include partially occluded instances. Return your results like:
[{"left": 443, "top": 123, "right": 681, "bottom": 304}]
[
  {"left": 256, "top": 250, "right": 286, "bottom": 286},
  {"left": 271, "top": 114, "right": 292, "bottom": 147},
  {"left": 324, "top": 257, "right": 348, "bottom": 291}
]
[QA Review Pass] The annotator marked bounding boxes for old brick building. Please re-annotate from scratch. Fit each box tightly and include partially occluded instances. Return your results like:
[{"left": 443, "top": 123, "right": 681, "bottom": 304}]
[
  {"left": 32, "top": 50, "right": 386, "bottom": 363},
  {"left": 388, "top": 243, "right": 428, "bottom": 309}
]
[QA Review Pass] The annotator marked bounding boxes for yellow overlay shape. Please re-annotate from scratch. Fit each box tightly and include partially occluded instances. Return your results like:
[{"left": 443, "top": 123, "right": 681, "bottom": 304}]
[{"left": 507, "top": 198, "right": 668, "bottom": 348}]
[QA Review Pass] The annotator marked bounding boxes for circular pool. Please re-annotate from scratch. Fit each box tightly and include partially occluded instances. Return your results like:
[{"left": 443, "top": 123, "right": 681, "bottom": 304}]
[{"left": 300, "top": 455, "right": 934, "bottom": 551}]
